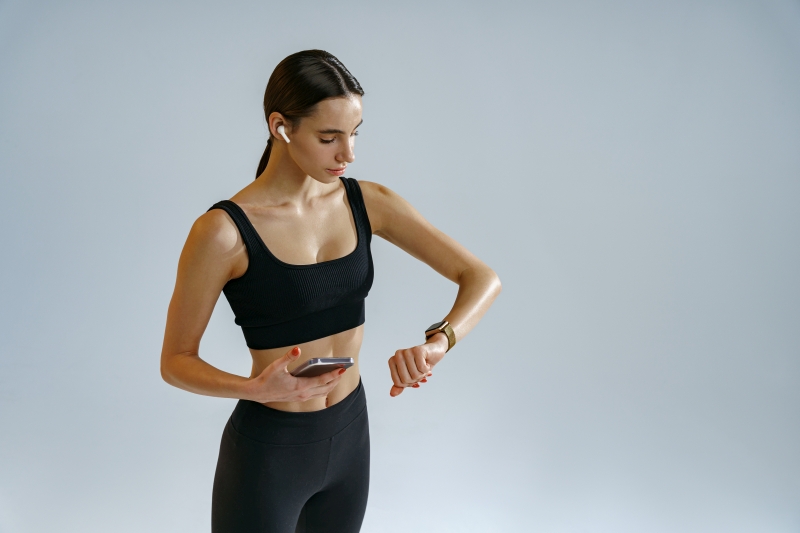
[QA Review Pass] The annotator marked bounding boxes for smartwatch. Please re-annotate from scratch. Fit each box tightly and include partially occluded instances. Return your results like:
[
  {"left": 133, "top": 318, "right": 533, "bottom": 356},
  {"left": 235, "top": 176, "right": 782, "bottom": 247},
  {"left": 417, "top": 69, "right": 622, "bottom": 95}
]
[{"left": 425, "top": 320, "right": 456, "bottom": 352}]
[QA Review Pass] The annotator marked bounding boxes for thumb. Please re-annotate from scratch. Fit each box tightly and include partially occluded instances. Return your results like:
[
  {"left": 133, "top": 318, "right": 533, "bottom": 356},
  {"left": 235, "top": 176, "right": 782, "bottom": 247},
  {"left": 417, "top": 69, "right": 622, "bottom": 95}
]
[
  {"left": 390, "top": 385, "right": 404, "bottom": 397},
  {"left": 282, "top": 346, "right": 301, "bottom": 368}
]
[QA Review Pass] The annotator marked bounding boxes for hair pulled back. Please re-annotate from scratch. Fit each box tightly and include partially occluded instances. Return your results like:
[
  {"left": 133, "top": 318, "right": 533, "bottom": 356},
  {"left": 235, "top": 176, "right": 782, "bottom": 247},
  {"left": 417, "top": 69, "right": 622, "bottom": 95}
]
[{"left": 256, "top": 50, "right": 364, "bottom": 179}]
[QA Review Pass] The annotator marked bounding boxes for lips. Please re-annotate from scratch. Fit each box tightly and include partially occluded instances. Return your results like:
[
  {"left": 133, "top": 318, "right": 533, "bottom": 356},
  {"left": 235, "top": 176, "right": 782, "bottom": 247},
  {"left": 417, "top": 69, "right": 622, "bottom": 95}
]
[{"left": 326, "top": 167, "right": 347, "bottom": 175}]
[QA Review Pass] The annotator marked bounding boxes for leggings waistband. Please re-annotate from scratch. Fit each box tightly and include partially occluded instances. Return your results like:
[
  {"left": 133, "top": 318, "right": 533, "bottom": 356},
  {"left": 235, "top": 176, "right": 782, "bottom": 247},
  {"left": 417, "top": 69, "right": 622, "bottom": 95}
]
[{"left": 229, "top": 377, "right": 366, "bottom": 445}]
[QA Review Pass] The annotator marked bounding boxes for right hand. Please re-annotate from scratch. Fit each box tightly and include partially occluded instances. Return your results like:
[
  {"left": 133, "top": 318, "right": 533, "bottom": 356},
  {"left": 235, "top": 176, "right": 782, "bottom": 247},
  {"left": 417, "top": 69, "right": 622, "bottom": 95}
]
[{"left": 244, "top": 346, "right": 346, "bottom": 404}]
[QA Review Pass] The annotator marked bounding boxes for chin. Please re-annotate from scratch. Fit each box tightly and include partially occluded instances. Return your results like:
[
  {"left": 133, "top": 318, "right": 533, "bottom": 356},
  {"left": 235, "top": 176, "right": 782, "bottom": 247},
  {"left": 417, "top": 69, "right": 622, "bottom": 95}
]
[{"left": 307, "top": 173, "right": 340, "bottom": 184}]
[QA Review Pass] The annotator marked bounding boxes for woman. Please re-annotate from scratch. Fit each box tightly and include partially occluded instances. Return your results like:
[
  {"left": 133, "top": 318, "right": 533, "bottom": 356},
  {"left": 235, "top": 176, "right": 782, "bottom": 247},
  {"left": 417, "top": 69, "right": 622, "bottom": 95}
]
[{"left": 160, "top": 49, "right": 501, "bottom": 533}]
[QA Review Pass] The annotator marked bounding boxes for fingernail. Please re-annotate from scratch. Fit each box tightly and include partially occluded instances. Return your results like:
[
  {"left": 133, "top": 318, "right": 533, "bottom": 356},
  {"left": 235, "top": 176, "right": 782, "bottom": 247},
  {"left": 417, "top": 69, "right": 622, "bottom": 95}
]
[
  {"left": 292, "top": 347, "right": 299, "bottom": 355},
  {"left": 339, "top": 368, "right": 346, "bottom": 374},
  {"left": 421, "top": 379, "right": 427, "bottom": 383},
  {"left": 412, "top": 383, "right": 420, "bottom": 388}
]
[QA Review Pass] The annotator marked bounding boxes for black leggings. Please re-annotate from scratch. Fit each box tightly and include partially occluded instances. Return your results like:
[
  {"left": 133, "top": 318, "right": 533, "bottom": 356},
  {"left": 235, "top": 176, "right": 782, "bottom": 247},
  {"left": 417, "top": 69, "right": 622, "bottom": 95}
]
[{"left": 212, "top": 378, "right": 370, "bottom": 533}]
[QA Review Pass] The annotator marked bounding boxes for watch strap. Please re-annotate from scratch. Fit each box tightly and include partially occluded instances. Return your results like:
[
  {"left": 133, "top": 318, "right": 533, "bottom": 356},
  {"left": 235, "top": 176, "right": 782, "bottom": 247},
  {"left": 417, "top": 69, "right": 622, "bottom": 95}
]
[{"left": 425, "top": 320, "right": 456, "bottom": 352}]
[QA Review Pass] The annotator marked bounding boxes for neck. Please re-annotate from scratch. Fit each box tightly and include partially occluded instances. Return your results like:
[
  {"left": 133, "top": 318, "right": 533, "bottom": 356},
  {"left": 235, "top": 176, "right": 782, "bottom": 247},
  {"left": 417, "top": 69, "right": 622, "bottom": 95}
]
[{"left": 254, "top": 144, "right": 339, "bottom": 204}]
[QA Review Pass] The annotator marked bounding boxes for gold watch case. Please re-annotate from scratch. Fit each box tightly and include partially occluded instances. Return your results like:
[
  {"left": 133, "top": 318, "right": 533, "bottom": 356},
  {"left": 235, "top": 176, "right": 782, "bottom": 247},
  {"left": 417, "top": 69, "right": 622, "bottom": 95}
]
[{"left": 425, "top": 320, "right": 456, "bottom": 352}]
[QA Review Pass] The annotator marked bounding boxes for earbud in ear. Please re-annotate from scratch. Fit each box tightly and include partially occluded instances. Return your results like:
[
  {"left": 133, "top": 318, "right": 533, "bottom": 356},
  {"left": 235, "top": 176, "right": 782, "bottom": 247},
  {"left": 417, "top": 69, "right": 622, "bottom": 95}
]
[{"left": 277, "top": 124, "right": 290, "bottom": 144}]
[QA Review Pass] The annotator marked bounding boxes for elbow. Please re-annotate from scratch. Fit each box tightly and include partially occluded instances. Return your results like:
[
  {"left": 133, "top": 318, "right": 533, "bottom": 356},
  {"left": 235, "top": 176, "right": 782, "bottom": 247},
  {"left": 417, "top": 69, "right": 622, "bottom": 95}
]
[
  {"left": 160, "top": 351, "right": 197, "bottom": 388},
  {"left": 160, "top": 356, "right": 176, "bottom": 386},
  {"left": 492, "top": 270, "right": 502, "bottom": 297},
  {"left": 458, "top": 265, "right": 502, "bottom": 298}
]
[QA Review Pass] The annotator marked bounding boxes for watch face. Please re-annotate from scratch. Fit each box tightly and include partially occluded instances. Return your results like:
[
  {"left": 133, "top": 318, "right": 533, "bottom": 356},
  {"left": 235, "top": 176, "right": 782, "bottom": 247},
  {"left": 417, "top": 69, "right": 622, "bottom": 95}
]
[{"left": 426, "top": 321, "right": 445, "bottom": 333}]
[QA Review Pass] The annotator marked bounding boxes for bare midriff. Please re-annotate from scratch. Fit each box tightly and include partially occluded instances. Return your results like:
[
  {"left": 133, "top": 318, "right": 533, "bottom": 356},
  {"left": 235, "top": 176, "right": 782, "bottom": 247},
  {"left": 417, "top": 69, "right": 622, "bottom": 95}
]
[{"left": 248, "top": 324, "right": 364, "bottom": 412}]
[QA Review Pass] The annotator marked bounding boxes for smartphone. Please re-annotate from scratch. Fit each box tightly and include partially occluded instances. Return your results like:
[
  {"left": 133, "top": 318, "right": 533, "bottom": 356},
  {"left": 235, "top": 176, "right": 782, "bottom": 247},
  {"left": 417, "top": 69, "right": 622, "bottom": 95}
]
[{"left": 290, "top": 357, "right": 354, "bottom": 378}]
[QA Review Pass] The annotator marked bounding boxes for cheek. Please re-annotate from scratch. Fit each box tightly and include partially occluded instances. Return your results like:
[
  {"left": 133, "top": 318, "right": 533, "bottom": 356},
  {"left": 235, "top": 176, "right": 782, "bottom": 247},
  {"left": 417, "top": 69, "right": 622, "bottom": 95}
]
[
  {"left": 294, "top": 142, "right": 319, "bottom": 162},
  {"left": 293, "top": 141, "right": 333, "bottom": 170}
]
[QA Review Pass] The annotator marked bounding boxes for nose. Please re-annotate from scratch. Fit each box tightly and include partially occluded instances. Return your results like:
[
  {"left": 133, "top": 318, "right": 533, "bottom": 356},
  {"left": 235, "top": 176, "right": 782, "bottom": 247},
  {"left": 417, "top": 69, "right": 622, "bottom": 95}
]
[{"left": 336, "top": 137, "right": 356, "bottom": 164}]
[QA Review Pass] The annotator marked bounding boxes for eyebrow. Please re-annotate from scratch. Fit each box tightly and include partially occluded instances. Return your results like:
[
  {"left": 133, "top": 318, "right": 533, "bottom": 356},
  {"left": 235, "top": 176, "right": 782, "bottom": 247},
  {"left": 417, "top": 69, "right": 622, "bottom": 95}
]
[{"left": 317, "top": 119, "right": 363, "bottom": 135}]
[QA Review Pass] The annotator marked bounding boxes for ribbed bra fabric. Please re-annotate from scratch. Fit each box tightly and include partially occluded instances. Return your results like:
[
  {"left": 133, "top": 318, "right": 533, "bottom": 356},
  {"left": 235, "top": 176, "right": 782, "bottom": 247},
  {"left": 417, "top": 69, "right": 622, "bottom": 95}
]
[{"left": 207, "top": 176, "right": 373, "bottom": 350}]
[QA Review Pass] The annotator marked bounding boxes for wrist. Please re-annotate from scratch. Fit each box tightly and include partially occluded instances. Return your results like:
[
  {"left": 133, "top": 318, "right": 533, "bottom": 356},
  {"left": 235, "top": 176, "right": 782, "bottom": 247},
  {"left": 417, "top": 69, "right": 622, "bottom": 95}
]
[
  {"left": 239, "top": 374, "right": 263, "bottom": 402},
  {"left": 426, "top": 332, "right": 449, "bottom": 352},
  {"left": 424, "top": 319, "right": 456, "bottom": 352}
]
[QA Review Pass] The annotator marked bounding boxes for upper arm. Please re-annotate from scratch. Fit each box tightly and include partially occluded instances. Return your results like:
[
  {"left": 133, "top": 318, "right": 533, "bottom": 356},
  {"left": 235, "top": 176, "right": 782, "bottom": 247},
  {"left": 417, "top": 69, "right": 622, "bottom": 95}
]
[
  {"left": 161, "top": 209, "right": 245, "bottom": 364},
  {"left": 358, "top": 180, "right": 488, "bottom": 283}
]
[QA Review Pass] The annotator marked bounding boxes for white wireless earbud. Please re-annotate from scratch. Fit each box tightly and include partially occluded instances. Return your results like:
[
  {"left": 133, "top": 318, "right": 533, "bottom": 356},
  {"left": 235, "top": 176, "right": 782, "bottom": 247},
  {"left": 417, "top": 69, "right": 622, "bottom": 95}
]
[{"left": 277, "top": 124, "right": 290, "bottom": 144}]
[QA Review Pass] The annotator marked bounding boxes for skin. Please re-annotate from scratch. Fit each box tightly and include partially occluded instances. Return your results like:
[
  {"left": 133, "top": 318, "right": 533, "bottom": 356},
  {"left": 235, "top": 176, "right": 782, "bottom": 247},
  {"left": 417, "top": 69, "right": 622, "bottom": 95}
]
[{"left": 160, "top": 94, "right": 502, "bottom": 411}]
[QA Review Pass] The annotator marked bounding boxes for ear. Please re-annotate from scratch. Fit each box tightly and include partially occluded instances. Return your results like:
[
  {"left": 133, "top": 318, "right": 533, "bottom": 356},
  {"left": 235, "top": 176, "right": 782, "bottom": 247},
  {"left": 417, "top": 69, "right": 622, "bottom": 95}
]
[{"left": 267, "top": 112, "right": 291, "bottom": 139}]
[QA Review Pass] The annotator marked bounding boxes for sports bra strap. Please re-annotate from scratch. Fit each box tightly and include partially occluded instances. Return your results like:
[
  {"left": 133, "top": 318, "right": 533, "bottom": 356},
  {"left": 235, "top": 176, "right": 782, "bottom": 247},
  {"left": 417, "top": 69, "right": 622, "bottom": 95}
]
[
  {"left": 207, "top": 177, "right": 371, "bottom": 261},
  {"left": 342, "top": 177, "right": 373, "bottom": 242},
  {"left": 207, "top": 200, "right": 266, "bottom": 260}
]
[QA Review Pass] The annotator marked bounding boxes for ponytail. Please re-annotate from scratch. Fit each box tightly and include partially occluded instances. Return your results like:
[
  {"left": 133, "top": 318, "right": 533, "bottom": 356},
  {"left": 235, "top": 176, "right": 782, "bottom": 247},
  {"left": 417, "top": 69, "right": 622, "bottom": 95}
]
[{"left": 256, "top": 137, "right": 273, "bottom": 179}]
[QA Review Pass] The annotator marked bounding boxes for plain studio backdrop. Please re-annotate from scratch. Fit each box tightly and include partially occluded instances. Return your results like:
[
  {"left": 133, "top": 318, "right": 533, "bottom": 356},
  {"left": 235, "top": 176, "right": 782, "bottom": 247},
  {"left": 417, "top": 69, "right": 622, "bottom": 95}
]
[{"left": 1, "top": 1, "right": 798, "bottom": 532}]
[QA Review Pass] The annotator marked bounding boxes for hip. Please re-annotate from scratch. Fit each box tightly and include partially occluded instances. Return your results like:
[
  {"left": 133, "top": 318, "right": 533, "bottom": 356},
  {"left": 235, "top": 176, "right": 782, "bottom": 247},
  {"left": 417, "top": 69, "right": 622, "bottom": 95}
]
[{"left": 229, "top": 376, "right": 367, "bottom": 446}]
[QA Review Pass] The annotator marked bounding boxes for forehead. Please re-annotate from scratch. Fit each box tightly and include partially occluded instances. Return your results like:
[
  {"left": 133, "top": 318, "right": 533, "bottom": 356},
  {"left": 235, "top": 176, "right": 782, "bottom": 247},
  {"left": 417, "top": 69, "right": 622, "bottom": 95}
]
[{"left": 304, "top": 95, "right": 362, "bottom": 127}]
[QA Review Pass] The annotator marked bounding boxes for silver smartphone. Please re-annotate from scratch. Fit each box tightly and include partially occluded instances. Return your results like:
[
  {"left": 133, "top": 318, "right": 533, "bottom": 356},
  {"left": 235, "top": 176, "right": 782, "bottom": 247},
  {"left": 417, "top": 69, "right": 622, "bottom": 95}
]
[{"left": 289, "top": 357, "right": 354, "bottom": 378}]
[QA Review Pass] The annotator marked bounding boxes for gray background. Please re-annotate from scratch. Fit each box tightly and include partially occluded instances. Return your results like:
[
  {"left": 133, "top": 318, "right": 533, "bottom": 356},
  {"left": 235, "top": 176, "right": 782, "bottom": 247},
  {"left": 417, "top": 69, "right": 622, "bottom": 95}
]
[{"left": 1, "top": 1, "right": 798, "bottom": 532}]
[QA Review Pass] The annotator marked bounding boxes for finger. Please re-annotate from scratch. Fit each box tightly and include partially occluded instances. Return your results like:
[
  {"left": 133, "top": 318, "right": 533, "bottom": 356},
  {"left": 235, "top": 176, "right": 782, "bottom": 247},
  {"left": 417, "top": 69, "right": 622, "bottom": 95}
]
[
  {"left": 403, "top": 349, "right": 427, "bottom": 380},
  {"left": 307, "top": 367, "right": 346, "bottom": 388},
  {"left": 414, "top": 348, "right": 431, "bottom": 377},
  {"left": 281, "top": 347, "right": 301, "bottom": 371},
  {"left": 395, "top": 353, "right": 414, "bottom": 385},
  {"left": 304, "top": 376, "right": 343, "bottom": 398},
  {"left": 390, "top": 384, "right": 404, "bottom": 397},
  {"left": 401, "top": 350, "right": 422, "bottom": 381},
  {"left": 297, "top": 385, "right": 331, "bottom": 401},
  {"left": 300, "top": 369, "right": 345, "bottom": 398},
  {"left": 388, "top": 358, "right": 404, "bottom": 389}
]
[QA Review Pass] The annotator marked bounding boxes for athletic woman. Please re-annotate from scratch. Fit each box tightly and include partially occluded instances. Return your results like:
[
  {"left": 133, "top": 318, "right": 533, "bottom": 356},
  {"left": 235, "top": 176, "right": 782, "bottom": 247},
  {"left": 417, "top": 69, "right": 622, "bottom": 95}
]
[{"left": 160, "top": 50, "right": 501, "bottom": 533}]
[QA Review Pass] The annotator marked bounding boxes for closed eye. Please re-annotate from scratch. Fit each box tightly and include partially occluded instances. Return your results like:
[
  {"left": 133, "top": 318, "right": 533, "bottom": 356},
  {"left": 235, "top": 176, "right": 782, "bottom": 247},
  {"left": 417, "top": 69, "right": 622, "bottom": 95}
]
[{"left": 321, "top": 131, "right": 358, "bottom": 144}]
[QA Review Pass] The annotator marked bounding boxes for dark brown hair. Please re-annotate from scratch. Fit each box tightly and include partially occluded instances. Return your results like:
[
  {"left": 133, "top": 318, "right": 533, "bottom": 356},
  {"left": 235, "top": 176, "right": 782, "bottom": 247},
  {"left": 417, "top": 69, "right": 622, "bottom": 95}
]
[{"left": 256, "top": 50, "right": 364, "bottom": 179}]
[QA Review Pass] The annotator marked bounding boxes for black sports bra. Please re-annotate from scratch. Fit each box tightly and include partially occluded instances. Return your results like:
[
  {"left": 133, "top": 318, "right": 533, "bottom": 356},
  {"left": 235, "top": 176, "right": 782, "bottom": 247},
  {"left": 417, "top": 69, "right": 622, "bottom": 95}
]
[{"left": 207, "top": 176, "right": 374, "bottom": 350}]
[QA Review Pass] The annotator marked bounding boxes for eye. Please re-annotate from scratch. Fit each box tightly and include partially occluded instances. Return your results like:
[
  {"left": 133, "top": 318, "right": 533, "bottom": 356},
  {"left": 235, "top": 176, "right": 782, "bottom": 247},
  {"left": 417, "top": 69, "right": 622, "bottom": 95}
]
[
  {"left": 352, "top": 131, "right": 359, "bottom": 137},
  {"left": 320, "top": 138, "right": 335, "bottom": 144}
]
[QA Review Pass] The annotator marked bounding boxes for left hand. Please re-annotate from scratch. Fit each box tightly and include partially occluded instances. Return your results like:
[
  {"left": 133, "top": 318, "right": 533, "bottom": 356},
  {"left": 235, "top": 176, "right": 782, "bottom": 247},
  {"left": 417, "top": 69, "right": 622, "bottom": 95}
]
[{"left": 388, "top": 333, "right": 448, "bottom": 397}]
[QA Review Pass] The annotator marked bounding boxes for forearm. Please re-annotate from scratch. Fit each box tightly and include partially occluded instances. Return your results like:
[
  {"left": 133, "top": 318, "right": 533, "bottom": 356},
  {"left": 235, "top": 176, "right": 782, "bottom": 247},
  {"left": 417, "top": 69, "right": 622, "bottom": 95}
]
[
  {"left": 387, "top": 263, "right": 500, "bottom": 396},
  {"left": 161, "top": 352, "right": 254, "bottom": 400},
  {"left": 439, "top": 265, "right": 502, "bottom": 346}
]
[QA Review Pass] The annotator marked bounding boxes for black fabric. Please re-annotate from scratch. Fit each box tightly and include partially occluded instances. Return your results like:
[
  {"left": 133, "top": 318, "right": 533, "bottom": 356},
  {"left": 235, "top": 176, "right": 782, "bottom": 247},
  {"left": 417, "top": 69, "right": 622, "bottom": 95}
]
[
  {"left": 207, "top": 177, "right": 374, "bottom": 350},
  {"left": 212, "top": 379, "right": 370, "bottom": 533}
]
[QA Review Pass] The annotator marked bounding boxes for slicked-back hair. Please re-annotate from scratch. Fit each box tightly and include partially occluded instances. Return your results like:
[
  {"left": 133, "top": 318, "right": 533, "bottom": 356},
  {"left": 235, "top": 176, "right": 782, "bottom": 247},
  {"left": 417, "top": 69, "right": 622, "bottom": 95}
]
[{"left": 255, "top": 50, "right": 364, "bottom": 178}]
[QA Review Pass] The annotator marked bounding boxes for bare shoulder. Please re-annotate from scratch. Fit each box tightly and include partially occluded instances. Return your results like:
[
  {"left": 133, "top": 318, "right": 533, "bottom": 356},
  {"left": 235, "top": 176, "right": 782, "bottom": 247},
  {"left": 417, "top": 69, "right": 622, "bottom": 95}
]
[
  {"left": 357, "top": 179, "right": 390, "bottom": 195},
  {"left": 187, "top": 208, "right": 241, "bottom": 253},
  {"left": 356, "top": 179, "right": 396, "bottom": 203},
  {"left": 355, "top": 179, "right": 407, "bottom": 236},
  {"left": 179, "top": 208, "right": 245, "bottom": 280}
]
